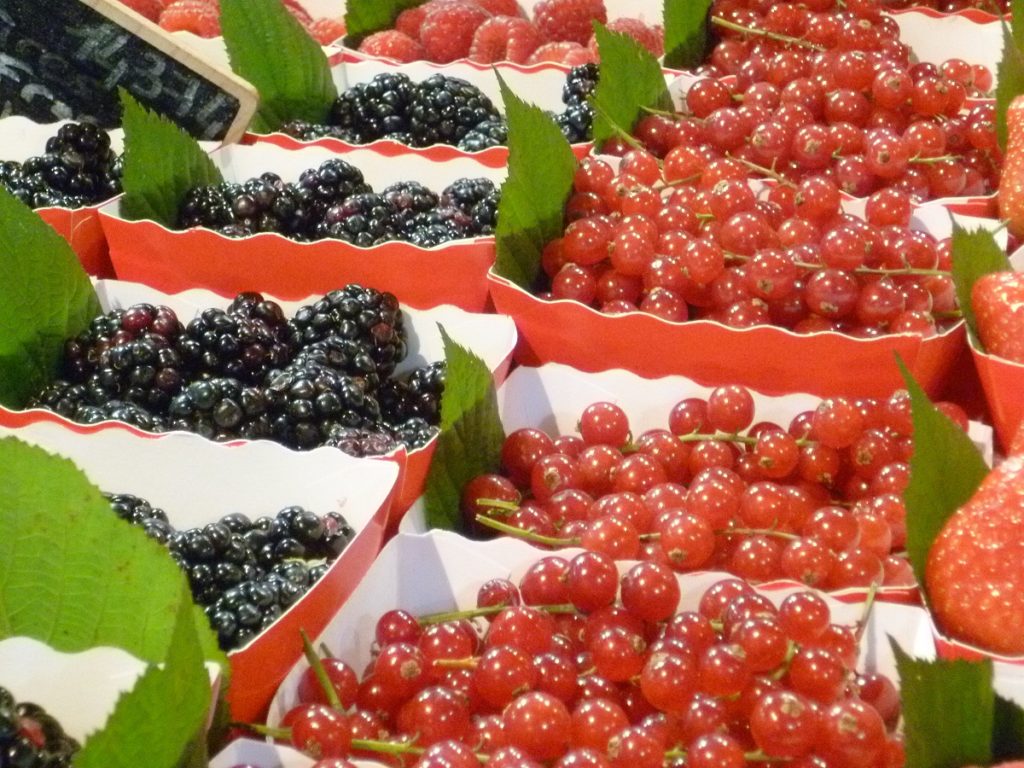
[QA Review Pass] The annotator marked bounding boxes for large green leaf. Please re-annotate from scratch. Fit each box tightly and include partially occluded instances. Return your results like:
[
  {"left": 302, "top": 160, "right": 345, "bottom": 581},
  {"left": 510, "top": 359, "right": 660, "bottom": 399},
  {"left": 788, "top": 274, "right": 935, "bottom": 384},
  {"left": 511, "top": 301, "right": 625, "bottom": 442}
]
[
  {"left": 951, "top": 223, "right": 1012, "bottom": 350},
  {"left": 344, "top": 0, "right": 425, "bottom": 44},
  {"left": 73, "top": 590, "right": 212, "bottom": 768},
  {"left": 892, "top": 641, "right": 995, "bottom": 768},
  {"left": 120, "top": 91, "right": 224, "bottom": 227},
  {"left": 493, "top": 74, "right": 576, "bottom": 289},
  {"left": 0, "top": 188, "right": 100, "bottom": 408},
  {"left": 423, "top": 328, "right": 505, "bottom": 532},
  {"left": 0, "top": 437, "right": 225, "bottom": 668},
  {"left": 996, "top": 0, "right": 1024, "bottom": 152},
  {"left": 591, "top": 24, "right": 673, "bottom": 148},
  {"left": 221, "top": 0, "right": 337, "bottom": 132},
  {"left": 899, "top": 361, "right": 989, "bottom": 592},
  {"left": 663, "top": 0, "right": 713, "bottom": 70},
  {"left": 994, "top": 695, "right": 1024, "bottom": 762}
]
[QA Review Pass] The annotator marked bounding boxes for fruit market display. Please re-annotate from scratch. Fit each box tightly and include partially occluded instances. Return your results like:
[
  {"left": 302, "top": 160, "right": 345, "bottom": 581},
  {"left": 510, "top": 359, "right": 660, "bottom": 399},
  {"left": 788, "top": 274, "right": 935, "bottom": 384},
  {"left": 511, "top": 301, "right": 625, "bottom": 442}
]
[
  {"left": 6, "top": 0, "right": 1024, "bottom": 766},
  {"left": 278, "top": 65, "right": 598, "bottom": 149},
  {"left": 26, "top": 286, "right": 446, "bottom": 454},
  {"left": 0, "top": 122, "right": 122, "bottom": 210},
  {"left": 355, "top": 0, "right": 662, "bottom": 66}
]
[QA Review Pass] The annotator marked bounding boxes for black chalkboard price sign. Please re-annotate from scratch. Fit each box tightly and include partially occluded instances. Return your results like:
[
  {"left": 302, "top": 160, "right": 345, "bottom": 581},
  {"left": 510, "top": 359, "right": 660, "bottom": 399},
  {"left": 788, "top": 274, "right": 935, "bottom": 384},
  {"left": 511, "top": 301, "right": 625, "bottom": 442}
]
[{"left": 0, "top": 0, "right": 258, "bottom": 141}]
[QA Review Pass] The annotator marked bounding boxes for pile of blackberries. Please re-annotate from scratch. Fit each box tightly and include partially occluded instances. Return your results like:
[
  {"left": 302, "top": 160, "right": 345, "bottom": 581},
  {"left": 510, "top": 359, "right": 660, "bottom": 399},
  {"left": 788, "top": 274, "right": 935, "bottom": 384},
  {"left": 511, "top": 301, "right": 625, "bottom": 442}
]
[
  {"left": 108, "top": 494, "right": 356, "bottom": 651},
  {"left": 0, "top": 686, "right": 79, "bottom": 768},
  {"left": 177, "top": 158, "right": 499, "bottom": 248},
  {"left": 0, "top": 122, "right": 121, "bottom": 209},
  {"left": 278, "top": 67, "right": 599, "bottom": 152},
  {"left": 27, "top": 285, "right": 446, "bottom": 455}
]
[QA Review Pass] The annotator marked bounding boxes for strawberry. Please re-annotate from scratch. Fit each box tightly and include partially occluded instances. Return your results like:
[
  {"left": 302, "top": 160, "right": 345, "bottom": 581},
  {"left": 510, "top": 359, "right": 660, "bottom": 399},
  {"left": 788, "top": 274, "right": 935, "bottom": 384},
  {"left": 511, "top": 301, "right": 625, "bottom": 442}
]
[
  {"left": 925, "top": 452, "right": 1024, "bottom": 655},
  {"left": 971, "top": 270, "right": 1024, "bottom": 363},
  {"left": 358, "top": 30, "right": 426, "bottom": 62},
  {"left": 998, "top": 94, "right": 1024, "bottom": 237}
]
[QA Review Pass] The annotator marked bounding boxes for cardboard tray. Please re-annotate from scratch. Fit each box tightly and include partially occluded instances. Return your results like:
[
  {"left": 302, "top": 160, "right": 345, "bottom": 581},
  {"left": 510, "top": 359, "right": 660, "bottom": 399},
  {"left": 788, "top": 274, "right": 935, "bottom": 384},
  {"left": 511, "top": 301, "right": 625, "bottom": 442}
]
[
  {"left": 99, "top": 142, "right": 507, "bottom": 312},
  {"left": 0, "top": 417, "right": 399, "bottom": 723},
  {"left": 0, "top": 277, "right": 517, "bottom": 527},
  {"left": 489, "top": 206, "right": 1001, "bottom": 399}
]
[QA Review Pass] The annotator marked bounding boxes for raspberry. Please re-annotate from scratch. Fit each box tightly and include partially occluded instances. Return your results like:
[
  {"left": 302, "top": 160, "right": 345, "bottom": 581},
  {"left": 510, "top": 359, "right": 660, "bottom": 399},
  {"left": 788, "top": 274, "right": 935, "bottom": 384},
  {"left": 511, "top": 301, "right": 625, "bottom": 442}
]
[
  {"left": 159, "top": 0, "right": 220, "bottom": 36},
  {"left": 476, "top": 0, "right": 523, "bottom": 15},
  {"left": 420, "top": 2, "right": 491, "bottom": 63},
  {"left": 395, "top": 5, "right": 429, "bottom": 38},
  {"left": 358, "top": 30, "right": 426, "bottom": 63},
  {"left": 469, "top": 16, "right": 543, "bottom": 65},
  {"left": 119, "top": 0, "right": 163, "bottom": 22},
  {"left": 533, "top": 0, "right": 606, "bottom": 46},
  {"left": 308, "top": 17, "right": 347, "bottom": 45},
  {"left": 526, "top": 40, "right": 586, "bottom": 65},
  {"left": 562, "top": 46, "right": 598, "bottom": 66},
  {"left": 589, "top": 17, "right": 664, "bottom": 57}
]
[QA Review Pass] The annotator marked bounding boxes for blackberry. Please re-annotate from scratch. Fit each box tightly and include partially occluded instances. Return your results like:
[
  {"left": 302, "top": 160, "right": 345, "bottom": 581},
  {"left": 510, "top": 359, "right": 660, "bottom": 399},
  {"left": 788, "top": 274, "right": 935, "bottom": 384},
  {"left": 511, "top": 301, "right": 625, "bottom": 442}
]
[
  {"left": 378, "top": 360, "right": 446, "bottom": 425},
  {"left": 389, "top": 416, "right": 440, "bottom": 450},
  {"left": 562, "top": 63, "right": 599, "bottom": 107},
  {"left": 408, "top": 75, "right": 502, "bottom": 148},
  {"left": 294, "top": 158, "right": 372, "bottom": 227},
  {"left": 456, "top": 117, "right": 509, "bottom": 152},
  {"left": 440, "top": 177, "right": 500, "bottom": 235},
  {"left": 167, "top": 377, "right": 271, "bottom": 441},
  {"left": 72, "top": 400, "right": 167, "bottom": 432},
  {"left": 177, "top": 295, "right": 294, "bottom": 384},
  {"left": 106, "top": 493, "right": 175, "bottom": 544},
  {"left": 324, "top": 425, "right": 400, "bottom": 457},
  {"left": 287, "top": 285, "right": 407, "bottom": 386},
  {"left": 178, "top": 183, "right": 238, "bottom": 230},
  {"left": 556, "top": 103, "right": 595, "bottom": 144},
  {"left": 263, "top": 360, "right": 381, "bottom": 449},
  {"left": 381, "top": 181, "right": 439, "bottom": 230},
  {"left": 316, "top": 192, "right": 399, "bottom": 247},
  {"left": 279, "top": 120, "right": 357, "bottom": 143},
  {"left": 328, "top": 72, "right": 416, "bottom": 143},
  {"left": 0, "top": 686, "right": 80, "bottom": 768},
  {"left": 60, "top": 303, "right": 186, "bottom": 412},
  {"left": 26, "top": 380, "right": 91, "bottom": 419}
]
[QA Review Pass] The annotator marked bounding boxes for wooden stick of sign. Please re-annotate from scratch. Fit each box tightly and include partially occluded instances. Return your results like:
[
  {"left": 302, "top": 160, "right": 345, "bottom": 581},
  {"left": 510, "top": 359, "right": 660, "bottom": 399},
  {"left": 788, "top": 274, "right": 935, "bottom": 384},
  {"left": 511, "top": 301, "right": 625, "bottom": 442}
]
[{"left": 0, "top": 0, "right": 258, "bottom": 142}]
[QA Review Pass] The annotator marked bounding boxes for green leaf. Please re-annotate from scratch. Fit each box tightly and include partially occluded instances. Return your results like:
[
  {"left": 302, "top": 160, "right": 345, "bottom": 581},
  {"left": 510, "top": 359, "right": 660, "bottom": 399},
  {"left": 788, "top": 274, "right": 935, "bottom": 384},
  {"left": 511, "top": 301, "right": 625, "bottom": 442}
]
[
  {"left": 663, "top": 0, "right": 713, "bottom": 70},
  {"left": 344, "top": 0, "right": 425, "bottom": 44},
  {"left": 73, "top": 588, "right": 211, "bottom": 768},
  {"left": 892, "top": 640, "right": 994, "bottom": 768},
  {"left": 422, "top": 327, "right": 505, "bottom": 532},
  {"left": 899, "top": 361, "right": 989, "bottom": 593},
  {"left": 591, "top": 24, "right": 673, "bottom": 149},
  {"left": 994, "top": 695, "right": 1024, "bottom": 762},
  {"left": 0, "top": 188, "right": 101, "bottom": 409},
  {"left": 0, "top": 437, "right": 226, "bottom": 668},
  {"left": 951, "top": 223, "right": 1012, "bottom": 350},
  {"left": 221, "top": 0, "right": 337, "bottom": 131},
  {"left": 120, "top": 91, "right": 224, "bottom": 227},
  {"left": 493, "top": 74, "right": 576, "bottom": 289},
  {"left": 996, "top": 0, "right": 1024, "bottom": 152}
]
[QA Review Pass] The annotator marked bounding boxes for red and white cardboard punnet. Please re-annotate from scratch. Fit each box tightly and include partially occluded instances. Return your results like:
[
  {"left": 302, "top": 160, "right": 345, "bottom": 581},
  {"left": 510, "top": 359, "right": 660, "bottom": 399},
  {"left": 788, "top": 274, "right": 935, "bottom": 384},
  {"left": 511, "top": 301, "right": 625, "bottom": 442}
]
[
  {"left": 99, "top": 142, "right": 506, "bottom": 312},
  {"left": 0, "top": 418, "right": 399, "bottom": 723},
  {"left": 0, "top": 277, "right": 517, "bottom": 527},
  {"left": 0, "top": 117, "right": 123, "bottom": 278},
  {"left": 490, "top": 207, "right": 1001, "bottom": 399},
  {"left": 0, "top": 637, "right": 221, "bottom": 745},
  {"left": 265, "top": 530, "right": 936, "bottom": 726}
]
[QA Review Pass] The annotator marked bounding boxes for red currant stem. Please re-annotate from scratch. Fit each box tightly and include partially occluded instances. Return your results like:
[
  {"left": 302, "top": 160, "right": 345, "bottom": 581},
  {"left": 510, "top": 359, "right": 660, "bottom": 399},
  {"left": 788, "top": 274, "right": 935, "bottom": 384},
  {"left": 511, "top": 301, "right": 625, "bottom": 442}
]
[
  {"left": 710, "top": 15, "right": 827, "bottom": 50},
  {"left": 350, "top": 739, "right": 427, "bottom": 758},
  {"left": 639, "top": 105, "right": 680, "bottom": 119},
  {"left": 676, "top": 430, "right": 758, "bottom": 446},
  {"left": 474, "top": 513, "right": 579, "bottom": 547},
  {"left": 662, "top": 173, "right": 704, "bottom": 187},
  {"left": 716, "top": 526, "right": 801, "bottom": 540},
  {"left": 854, "top": 580, "right": 881, "bottom": 645},
  {"left": 433, "top": 657, "right": 479, "bottom": 669},
  {"left": 589, "top": 102, "right": 646, "bottom": 150},
  {"left": 318, "top": 642, "right": 333, "bottom": 659},
  {"left": 726, "top": 154, "right": 797, "bottom": 187},
  {"left": 237, "top": 722, "right": 291, "bottom": 740},
  {"left": 475, "top": 497, "right": 519, "bottom": 514},
  {"left": 908, "top": 153, "right": 959, "bottom": 165},
  {"left": 418, "top": 602, "right": 579, "bottom": 625},
  {"left": 934, "top": 310, "right": 964, "bottom": 319},
  {"left": 300, "top": 628, "right": 343, "bottom": 710},
  {"left": 725, "top": 251, "right": 951, "bottom": 278},
  {"left": 769, "top": 641, "right": 799, "bottom": 680}
]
